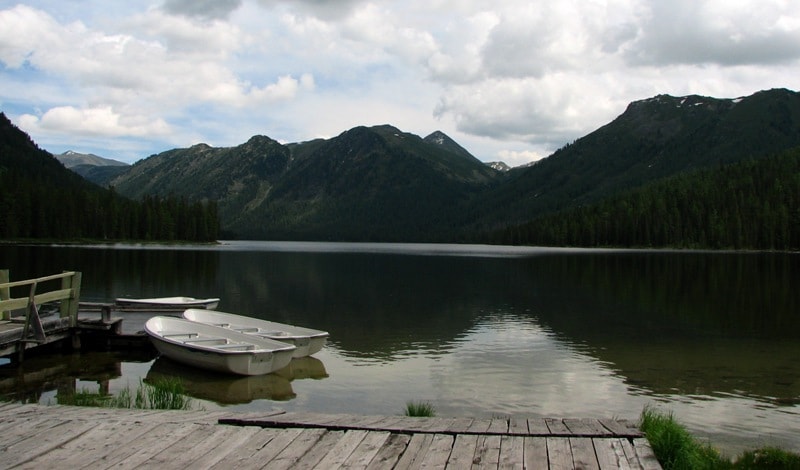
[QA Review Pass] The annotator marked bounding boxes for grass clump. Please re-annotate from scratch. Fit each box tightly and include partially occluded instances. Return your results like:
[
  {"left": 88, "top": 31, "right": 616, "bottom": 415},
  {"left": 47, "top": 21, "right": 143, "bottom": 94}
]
[
  {"left": 404, "top": 400, "right": 436, "bottom": 417},
  {"left": 734, "top": 448, "right": 800, "bottom": 469},
  {"left": 640, "top": 407, "right": 800, "bottom": 470},
  {"left": 640, "top": 407, "right": 725, "bottom": 469},
  {"left": 59, "top": 378, "right": 192, "bottom": 410}
]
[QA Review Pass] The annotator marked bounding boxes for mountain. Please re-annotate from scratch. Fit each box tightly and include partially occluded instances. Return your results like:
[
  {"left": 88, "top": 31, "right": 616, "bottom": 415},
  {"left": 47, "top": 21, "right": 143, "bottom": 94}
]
[
  {"left": 56, "top": 150, "right": 128, "bottom": 168},
  {"left": 55, "top": 150, "right": 130, "bottom": 185},
  {"left": 469, "top": 88, "right": 800, "bottom": 230},
  {"left": 109, "top": 125, "right": 498, "bottom": 240},
  {"left": 0, "top": 113, "right": 218, "bottom": 241},
  {"left": 83, "top": 88, "right": 800, "bottom": 242}
]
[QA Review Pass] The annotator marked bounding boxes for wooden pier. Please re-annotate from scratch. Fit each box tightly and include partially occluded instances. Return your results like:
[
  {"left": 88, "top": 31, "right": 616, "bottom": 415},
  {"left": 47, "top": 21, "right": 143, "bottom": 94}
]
[
  {"left": 0, "top": 403, "right": 661, "bottom": 469},
  {"left": 0, "top": 270, "right": 85, "bottom": 360}
]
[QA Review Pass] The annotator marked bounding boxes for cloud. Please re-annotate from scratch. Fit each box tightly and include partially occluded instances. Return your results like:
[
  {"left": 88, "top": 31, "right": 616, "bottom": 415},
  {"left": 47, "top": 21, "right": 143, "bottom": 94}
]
[
  {"left": 162, "top": 0, "right": 244, "bottom": 20},
  {"left": 2, "top": 0, "right": 799, "bottom": 167},
  {"left": 0, "top": 4, "right": 315, "bottom": 145},
  {"left": 19, "top": 106, "right": 172, "bottom": 137},
  {"left": 625, "top": 0, "right": 800, "bottom": 66}
]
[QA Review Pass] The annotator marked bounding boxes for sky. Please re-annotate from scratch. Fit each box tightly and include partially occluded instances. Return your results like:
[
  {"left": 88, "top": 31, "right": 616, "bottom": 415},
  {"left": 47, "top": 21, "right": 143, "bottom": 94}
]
[{"left": 1, "top": 1, "right": 799, "bottom": 166}]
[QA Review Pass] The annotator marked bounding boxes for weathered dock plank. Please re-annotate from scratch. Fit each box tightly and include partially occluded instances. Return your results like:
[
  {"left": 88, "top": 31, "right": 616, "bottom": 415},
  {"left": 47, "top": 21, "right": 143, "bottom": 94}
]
[
  {"left": 547, "top": 437, "right": 574, "bottom": 470},
  {"left": 417, "top": 433, "right": 455, "bottom": 468},
  {"left": 527, "top": 418, "right": 551, "bottom": 435},
  {"left": 446, "top": 433, "right": 479, "bottom": 468},
  {"left": 365, "top": 433, "right": 411, "bottom": 470},
  {"left": 244, "top": 427, "right": 306, "bottom": 465},
  {"left": 313, "top": 429, "right": 370, "bottom": 468},
  {"left": 593, "top": 438, "right": 633, "bottom": 470},
  {"left": 473, "top": 434, "right": 502, "bottom": 469},
  {"left": 262, "top": 428, "right": 328, "bottom": 470},
  {"left": 394, "top": 432, "right": 434, "bottom": 469},
  {"left": 341, "top": 430, "right": 392, "bottom": 468},
  {"left": 633, "top": 438, "right": 662, "bottom": 470},
  {"left": 545, "top": 418, "right": 572, "bottom": 435},
  {"left": 2, "top": 420, "right": 96, "bottom": 468},
  {"left": 0, "top": 405, "right": 659, "bottom": 469},
  {"left": 507, "top": 417, "right": 529, "bottom": 436},
  {"left": 498, "top": 435, "right": 525, "bottom": 469},
  {"left": 92, "top": 421, "right": 196, "bottom": 469},
  {"left": 523, "top": 436, "right": 549, "bottom": 470},
  {"left": 570, "top": 437, "right": 600, "bottom": 470},
  {"left": 292, "top": 430, "right": 346, "bottom": 470},
  {"left": 18, "top": 420, "right": 157, "bottom": 470}
]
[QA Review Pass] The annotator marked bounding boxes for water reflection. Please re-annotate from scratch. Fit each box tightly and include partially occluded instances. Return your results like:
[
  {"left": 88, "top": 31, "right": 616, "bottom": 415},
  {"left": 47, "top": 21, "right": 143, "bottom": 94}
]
[
  {"left": 1, "top": 243, "right": 799, "bottom": 455},
  {"left": 145, "top": 356, "right": 328, "bottom": 405},
  {"left": 0, "top": 349, "right": 156, "bottom": 403}
]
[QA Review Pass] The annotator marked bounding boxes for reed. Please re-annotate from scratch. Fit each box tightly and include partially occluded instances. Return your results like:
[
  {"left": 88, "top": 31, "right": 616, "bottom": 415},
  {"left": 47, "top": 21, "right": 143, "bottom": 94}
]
[
  {"left": 404, "top": 400, "right": 436, "bottom": 417},
  {"left": 58, "top": 378, "right": 192, "bottom": 410},
  {"left": 640, "top": 407, "right": 800, "bottom": 469}
]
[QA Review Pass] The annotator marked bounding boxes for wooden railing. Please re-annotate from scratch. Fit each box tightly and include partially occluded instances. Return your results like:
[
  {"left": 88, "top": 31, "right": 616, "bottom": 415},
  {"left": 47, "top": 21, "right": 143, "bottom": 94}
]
[{"left": 0, "top": 269, "right": 82, "bottom": 327}]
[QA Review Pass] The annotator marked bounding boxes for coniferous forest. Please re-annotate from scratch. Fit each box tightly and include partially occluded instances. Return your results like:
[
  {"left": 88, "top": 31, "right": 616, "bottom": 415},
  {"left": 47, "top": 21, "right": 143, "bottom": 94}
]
[
  {"left": 490, "top": 147, "right": 800, "bottom": 250},
  {"left": 0, "top": 113, "right": 219, "bottom": 242}
]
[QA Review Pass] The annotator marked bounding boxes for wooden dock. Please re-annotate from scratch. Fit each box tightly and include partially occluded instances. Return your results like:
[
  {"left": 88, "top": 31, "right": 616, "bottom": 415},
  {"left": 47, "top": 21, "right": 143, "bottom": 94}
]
[{"left": 0, "top": 403, "right": 660, "bottom": 469}]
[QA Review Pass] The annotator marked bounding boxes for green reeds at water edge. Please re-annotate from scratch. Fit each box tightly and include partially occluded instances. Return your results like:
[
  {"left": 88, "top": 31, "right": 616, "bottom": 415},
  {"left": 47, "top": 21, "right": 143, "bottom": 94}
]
[
  {"left": 403, "top": 401, "right": 436, "bottom": 417},
  {"left": 57, "top": 378, "right": 193, "bottom": 410},
  {"left": 640, "top": 407, "right": 800, "bottom": 470}
]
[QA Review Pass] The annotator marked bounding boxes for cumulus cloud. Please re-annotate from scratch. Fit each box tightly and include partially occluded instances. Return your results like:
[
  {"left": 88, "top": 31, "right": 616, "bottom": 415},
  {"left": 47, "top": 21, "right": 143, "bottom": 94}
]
[
  {"left": 2, "top": 0, "right": 799, "bottom": 165},
  {"left": 162, "top": 0, "right": 243, "bottom": 20},
  {"left": 19, "top": 106, "right": 172, "bottom": 137},
  {"left": 0, "top": 3, "right": 315, "bottom": 148},
  {"left": 626, "top": 0, "right": 800, "bottom": 66}
]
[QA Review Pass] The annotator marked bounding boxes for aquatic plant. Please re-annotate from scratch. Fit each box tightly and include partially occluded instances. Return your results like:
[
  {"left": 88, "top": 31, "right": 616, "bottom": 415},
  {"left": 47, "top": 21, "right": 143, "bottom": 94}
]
[
  {"left": 404, "top": 401, "right": 436, "bottom": 417},
  {"left": 58, "top": 378, "right": 192, "bottom": 410},
  {"left": 640, "top": 407, "right": 800, "bottom": 470}
]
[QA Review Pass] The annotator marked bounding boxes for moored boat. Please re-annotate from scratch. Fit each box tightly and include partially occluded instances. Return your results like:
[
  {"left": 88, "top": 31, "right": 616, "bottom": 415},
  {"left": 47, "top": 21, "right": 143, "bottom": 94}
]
[
  {"left": 144, "top": 316, "right": 296, "bottom": 376},
  {"left": 183, "top": 309, "right": 328, "bottom": 358},
  {"left": 116, "top": 296, "right": 220, "bottom": 310}
]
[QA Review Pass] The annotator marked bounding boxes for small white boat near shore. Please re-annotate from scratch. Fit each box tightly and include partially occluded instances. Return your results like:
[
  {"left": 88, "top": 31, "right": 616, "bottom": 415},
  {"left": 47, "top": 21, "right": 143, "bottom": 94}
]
[
  {"left": 144, "top": 316, "right": 296, "bottom": 376},
  {"left": 183, "top": 309, "right": 329, "bottom": 358},
  {"left": 116, "top": 296, "right": 220, "bottom": 310}
]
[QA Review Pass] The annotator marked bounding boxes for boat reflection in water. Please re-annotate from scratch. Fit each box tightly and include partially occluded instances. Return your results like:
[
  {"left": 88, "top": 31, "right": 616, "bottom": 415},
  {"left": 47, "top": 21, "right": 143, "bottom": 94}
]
[{"left": 145, "top": 355, "right": 328, "bottom": 405}]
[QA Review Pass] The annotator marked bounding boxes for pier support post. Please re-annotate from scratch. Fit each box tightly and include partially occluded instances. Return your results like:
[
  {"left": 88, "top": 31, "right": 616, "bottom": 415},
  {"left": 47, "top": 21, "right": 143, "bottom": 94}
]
[{"left": 0, "top": 269, "right": 9, "bottom": 320}]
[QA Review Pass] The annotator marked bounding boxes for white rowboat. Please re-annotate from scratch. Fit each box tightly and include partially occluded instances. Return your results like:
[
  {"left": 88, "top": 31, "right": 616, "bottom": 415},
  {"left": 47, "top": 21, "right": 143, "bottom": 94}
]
[
  {"left": 144, "top": 316, "right": 296, "bottom": 376},
  {"left": 183, "top": 309, "right": 328, "bottom": 358},
  {"left": 116, "top": 296, "right": 220, "bottom": 310}
]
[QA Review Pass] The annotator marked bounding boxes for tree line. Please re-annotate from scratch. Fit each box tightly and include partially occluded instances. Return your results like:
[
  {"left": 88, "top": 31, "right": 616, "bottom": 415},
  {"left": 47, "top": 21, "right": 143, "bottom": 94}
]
[
  {"left": 489, "top": 147, "right": 800, "bottom": 250},
  {"left": 1, "top": 113, "right": 219, "bottom": 242},
  {"left": 0, "top": 174, "right": 219, "bottom": 241}
]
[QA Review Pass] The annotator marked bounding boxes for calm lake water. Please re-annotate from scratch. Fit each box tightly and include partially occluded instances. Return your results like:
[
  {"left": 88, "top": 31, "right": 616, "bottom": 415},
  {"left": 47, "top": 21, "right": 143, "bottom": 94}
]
[{"left": 1, "top": 241, "right": 799, "bottom": 456}]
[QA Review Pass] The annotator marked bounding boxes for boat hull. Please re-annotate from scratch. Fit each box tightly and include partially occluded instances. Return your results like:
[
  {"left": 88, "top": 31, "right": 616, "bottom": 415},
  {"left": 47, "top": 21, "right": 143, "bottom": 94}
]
[
  {"left": 116, "top": 297, "right": 220, "bottom": 310},
  {"left": 144, "top": 316, "right": 295, "bottom": 376},
  {"left": 183, "top": 309, "right": 328, "bottom": 358}
]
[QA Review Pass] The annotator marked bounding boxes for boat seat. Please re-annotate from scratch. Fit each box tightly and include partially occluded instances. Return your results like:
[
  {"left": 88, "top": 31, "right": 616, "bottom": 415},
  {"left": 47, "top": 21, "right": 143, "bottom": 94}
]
[
  {"left": 162, "top": 332, "right": 198, "bottom": 339},
  {"left": 184, "top": 337, "right": 227, "bottom": 345},
  {"left": 215, "top": 343, "right": 256, "bottom": 351},
  {"left": 233, "top": 327, "right": 260, "bottom": 333},
  {"left": 261, "top": 331, "right": 291, "bottom": 337}
]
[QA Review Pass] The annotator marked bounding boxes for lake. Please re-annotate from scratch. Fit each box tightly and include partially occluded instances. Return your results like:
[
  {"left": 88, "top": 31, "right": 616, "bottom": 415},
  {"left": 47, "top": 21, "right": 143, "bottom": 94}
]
[{"left": 1, "top": 241, "right": 799, "bottom": 456}]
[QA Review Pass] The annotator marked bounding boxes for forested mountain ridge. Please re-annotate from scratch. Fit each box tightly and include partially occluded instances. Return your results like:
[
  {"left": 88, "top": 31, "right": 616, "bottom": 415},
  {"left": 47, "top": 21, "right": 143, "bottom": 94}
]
[
  {"left": 0, "top": 113, "right": 219, "bottom": 241},
  {"left": 469, "top": 88, "right": 800, "bottom": 231},
  {"left": 490, "top": 146, "right": 800, "bottom": 250},
  {"left": 110, "top": 124, "right": 500, "bottom": 239},
  {"left": 8, "top": 87, "right": 800, "bottom": 247},
  {"left": 55, "top": 150, "right": 129, "bottom": 184}
]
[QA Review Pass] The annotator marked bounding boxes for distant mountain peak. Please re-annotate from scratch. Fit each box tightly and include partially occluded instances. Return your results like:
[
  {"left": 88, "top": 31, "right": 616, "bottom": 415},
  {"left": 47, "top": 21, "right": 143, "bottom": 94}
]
[
  {"left": 423, "top": 130, "right": 479, "bottom": 162},
  {"left": 55, "top": 150, "right": 128, "bottom": 168}
]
